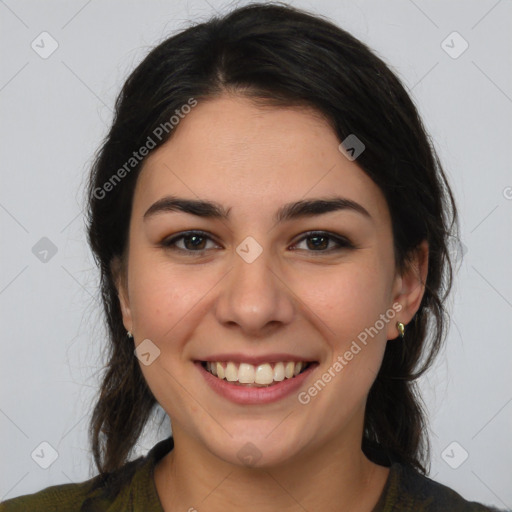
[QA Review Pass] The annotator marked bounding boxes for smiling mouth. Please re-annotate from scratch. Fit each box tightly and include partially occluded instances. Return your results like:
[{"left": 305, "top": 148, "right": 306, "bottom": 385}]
[{"left": 200, "top": 360, "right": 314, "bottom": 387}]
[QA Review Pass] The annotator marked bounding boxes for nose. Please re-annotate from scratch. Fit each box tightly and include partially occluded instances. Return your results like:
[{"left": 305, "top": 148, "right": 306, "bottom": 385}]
[{"left": 214, "top": 248, "right": 295, "bottom": 337}]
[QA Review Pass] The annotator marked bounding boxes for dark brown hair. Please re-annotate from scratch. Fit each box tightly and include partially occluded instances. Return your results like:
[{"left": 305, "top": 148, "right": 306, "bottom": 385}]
[{"left": 86, "top": 1, "right": 457, "bottom": 491}]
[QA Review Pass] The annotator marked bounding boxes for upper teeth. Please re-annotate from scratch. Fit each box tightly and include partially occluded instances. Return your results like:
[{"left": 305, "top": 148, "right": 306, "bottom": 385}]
[{"left": 205, "top": 361, "right": 307, "bottom": 385}]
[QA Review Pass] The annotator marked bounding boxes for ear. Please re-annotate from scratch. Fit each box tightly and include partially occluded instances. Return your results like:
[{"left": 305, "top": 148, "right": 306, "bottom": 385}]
[
  {"left": 387, "top": 240, "right": 429, "bottom": 340},
  {"left": 111, "top": 256, "right": 133, "bottom": 334}
]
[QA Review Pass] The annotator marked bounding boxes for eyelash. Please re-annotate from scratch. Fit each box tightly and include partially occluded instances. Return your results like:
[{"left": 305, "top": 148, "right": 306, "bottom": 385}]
[{"left": 160, "top": 230, "right": 355, "bottom": 255}]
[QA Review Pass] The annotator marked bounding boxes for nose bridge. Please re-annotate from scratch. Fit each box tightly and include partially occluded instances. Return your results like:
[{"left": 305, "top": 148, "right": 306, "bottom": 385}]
[{"left": 215, "top": 244, "right": 294, "bottom": 333}]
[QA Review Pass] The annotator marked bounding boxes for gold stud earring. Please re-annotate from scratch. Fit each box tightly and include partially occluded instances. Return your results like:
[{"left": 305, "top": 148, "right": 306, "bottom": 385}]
[{"left": 396, "top": 322, "right": 405, "bottom": 339}]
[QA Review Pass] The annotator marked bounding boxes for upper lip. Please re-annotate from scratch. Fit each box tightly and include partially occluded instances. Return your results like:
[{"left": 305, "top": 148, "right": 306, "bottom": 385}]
[{"left": 197, "top": 353, "right": 317, "bottom": 365}]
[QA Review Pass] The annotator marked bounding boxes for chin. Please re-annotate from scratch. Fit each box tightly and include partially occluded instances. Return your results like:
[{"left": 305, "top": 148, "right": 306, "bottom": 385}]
[{"left": 200, "top": 423, "right": 309, "bottom": 469}]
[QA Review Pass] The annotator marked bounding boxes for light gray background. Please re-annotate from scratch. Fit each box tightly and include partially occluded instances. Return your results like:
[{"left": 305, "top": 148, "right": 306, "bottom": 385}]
[{"left": 1, "top": 0, "right": 511, "bottom": 508}]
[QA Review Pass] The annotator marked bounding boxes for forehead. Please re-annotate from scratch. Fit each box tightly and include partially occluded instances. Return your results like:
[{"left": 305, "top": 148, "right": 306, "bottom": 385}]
[{"left": 134, "top": 95, "right": 389, "bottom": 224}]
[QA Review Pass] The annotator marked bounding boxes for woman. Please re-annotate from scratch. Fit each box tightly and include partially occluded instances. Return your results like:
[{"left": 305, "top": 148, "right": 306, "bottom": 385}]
[{"left": 0, "top": 3, "right": 503, "bottom": 511}]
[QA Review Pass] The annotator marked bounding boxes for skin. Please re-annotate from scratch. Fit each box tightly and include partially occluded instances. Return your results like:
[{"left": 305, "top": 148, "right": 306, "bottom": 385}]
[{"left": 114, "top": 95, "right": 428, "bottom": 512}]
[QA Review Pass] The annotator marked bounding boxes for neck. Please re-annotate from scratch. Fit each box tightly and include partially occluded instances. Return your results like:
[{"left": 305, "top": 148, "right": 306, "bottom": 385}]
[{"left": 154, "top": 426, "right": 390, "bottom": 512}]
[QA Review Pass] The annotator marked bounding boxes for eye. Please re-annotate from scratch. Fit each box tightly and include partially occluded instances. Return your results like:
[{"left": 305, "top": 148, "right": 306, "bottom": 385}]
[
  {"left": 160, "top": 230, "right": 354, "bottom": 255},
  {"left": 291, "top": 231, "right": 354, "bottom": 252},
  {"left": 161, "top": 231, "right": 220, "bottom": 253}
]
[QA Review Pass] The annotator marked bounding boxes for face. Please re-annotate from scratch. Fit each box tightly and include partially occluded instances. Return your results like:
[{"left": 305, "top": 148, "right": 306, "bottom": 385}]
[{"left": 116, "top": 95, "right": 422, "bottom": 468}]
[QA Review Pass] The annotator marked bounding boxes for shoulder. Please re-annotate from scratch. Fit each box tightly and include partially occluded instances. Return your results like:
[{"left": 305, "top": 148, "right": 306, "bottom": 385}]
[
  {"left": 0, "top": 439, "right": 172, "bottom": 512},
  {"left": 0, "top": 477, "right": 99, "bottom": 512},
  {"left": 0, "top": 458, "right": 146, "bottom": 511},
  {"left": 383, "top": 463, "right": 503, "bottom": 511}
]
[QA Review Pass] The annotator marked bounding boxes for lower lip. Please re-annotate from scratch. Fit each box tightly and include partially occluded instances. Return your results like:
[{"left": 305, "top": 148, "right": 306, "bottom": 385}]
[{"left": 196, "top": 362, "right": 317, "bottom": 405}]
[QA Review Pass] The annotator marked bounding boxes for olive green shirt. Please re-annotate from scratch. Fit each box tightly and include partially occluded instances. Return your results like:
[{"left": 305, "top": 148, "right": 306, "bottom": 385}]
[{"left": 0, "top": 437, "right": 502, "bottom": 511}]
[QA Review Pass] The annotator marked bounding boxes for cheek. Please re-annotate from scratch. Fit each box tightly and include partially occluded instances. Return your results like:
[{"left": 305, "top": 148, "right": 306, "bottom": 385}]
[
  {"left": 293, "top": 264, "right": 392, "bottom": 436},
  {"left": 291, "top": 258, "right": 394, "bottom": 344},
  {"left": 127, "top": 250, "right": 211, "bottom": 335},
  {"left": 290, "top": 256, "right": 394, "bottom": 408},
  {"left": 127, "top": 257, "right": 220, "bottom": 421}
]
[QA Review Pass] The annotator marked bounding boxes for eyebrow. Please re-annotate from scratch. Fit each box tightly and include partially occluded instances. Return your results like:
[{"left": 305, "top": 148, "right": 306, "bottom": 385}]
[{"left": 143, "top": 195, "right": 371, "bottom": 223}]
